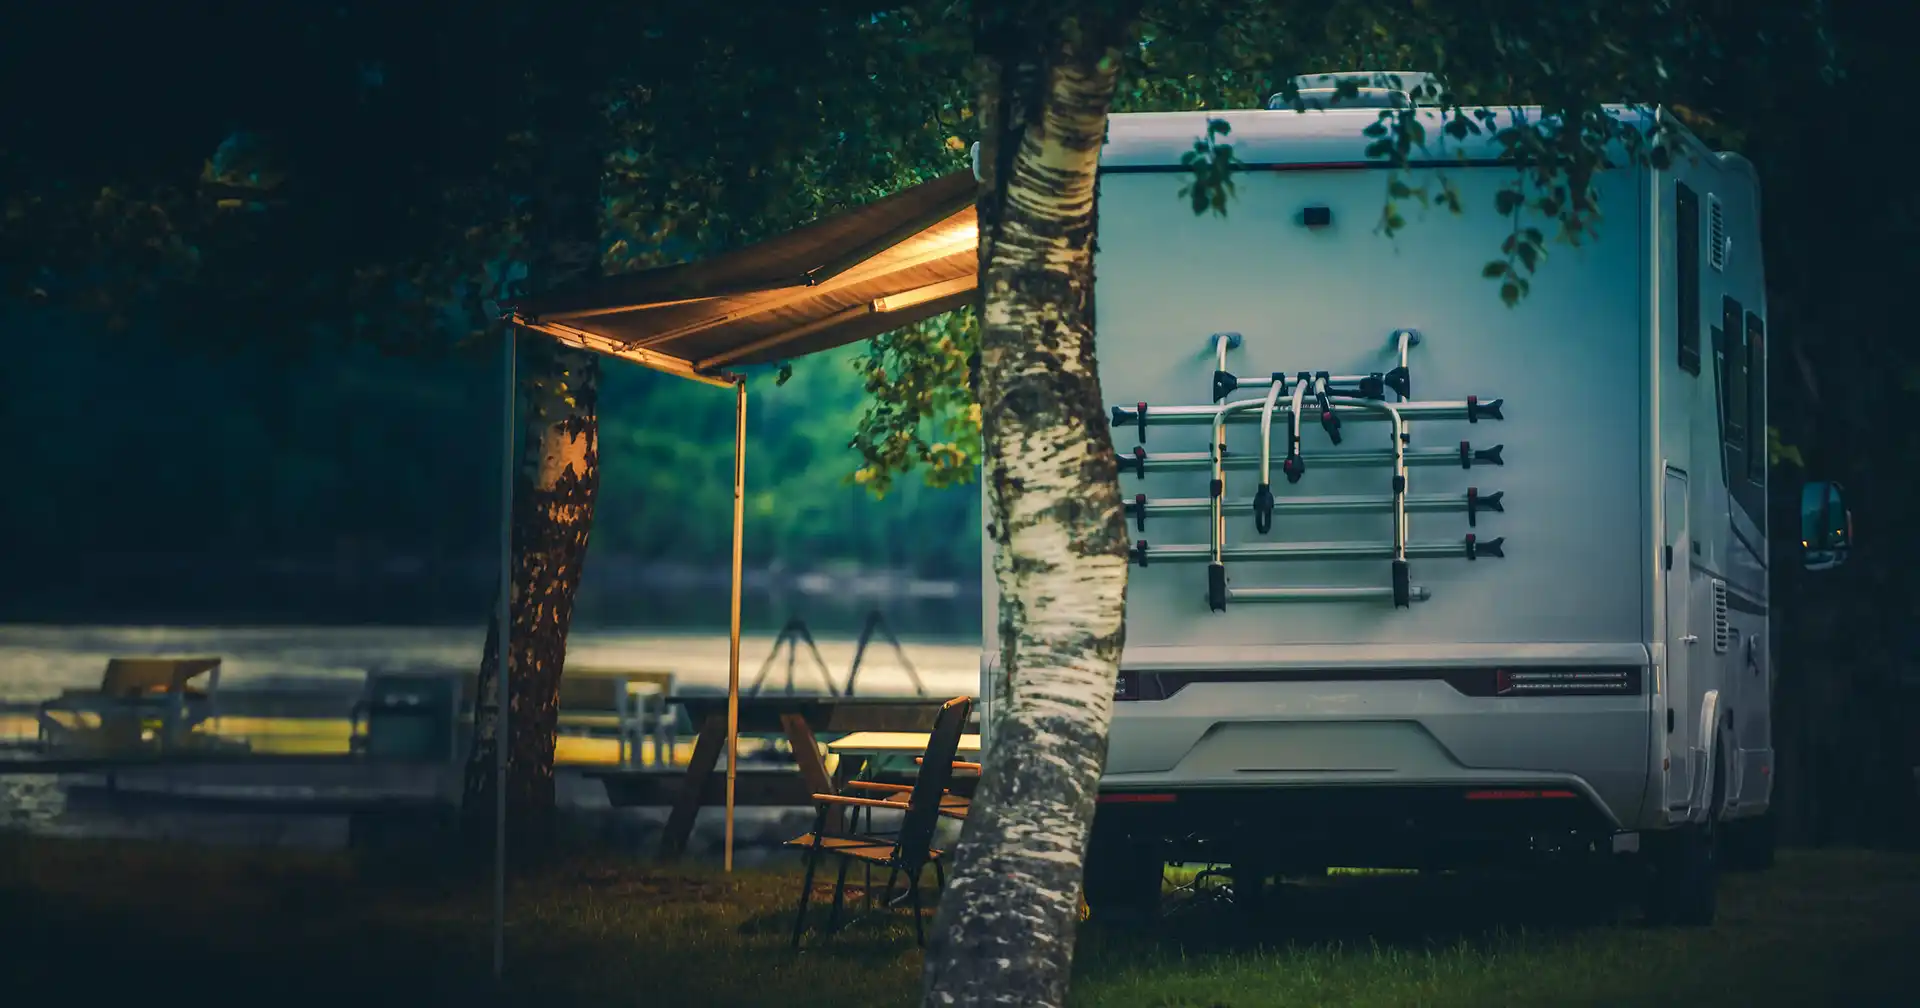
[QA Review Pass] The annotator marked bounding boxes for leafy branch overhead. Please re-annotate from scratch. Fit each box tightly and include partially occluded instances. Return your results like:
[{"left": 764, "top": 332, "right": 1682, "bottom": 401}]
[
  {"left": 1179, "top": 118, "right": 1240, "bottom": 217},
  {"left": 846, "top": 1, "right": 1835, "bottom": 494}
]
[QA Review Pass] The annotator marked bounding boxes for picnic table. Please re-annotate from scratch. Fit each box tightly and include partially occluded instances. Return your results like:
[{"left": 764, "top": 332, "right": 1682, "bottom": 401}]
[
  {"left": 826, "top": 730, "right": 982, "bottom": 782},
  {"left": 616, "top": 694, "right": 967, "bottom": 858}
]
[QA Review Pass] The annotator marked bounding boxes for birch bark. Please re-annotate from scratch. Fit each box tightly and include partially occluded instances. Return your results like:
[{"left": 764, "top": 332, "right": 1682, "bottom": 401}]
[
  {"left": 921, "top": 7, "right": 1138, "bottom": 1006},
  {"left": 461, "top": 340, "right": 601, "bottom": 867}
]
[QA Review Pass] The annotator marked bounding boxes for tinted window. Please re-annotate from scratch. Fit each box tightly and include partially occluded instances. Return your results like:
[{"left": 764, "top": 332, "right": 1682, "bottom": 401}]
[
  {"left": 1747, "top": 312, "right": 1766, "bottom": 482},
  {"left": 1723, "top": 296, "right": 1746, "bottom": 449},
  {"left": 1676, "top": 184, "right": 1701, "bottom": 375}
]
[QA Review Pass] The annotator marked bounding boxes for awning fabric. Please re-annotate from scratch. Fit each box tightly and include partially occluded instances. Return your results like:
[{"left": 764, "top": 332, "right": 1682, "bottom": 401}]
[{"left": 504, "top": 169, "right": 979, "bottom": 386}]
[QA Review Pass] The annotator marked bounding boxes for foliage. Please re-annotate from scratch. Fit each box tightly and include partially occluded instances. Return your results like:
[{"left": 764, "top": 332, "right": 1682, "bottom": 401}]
[
  {"left": 1768, "top": 426, "right": 1804, "bottom": 470},
  {"left": 1177, "top": 119, "right": 1240, "bottom": 217},
  {"left": 0, "top": 321, "right": 983, "bottom": 623},
  {"left": 847, "top": 0, "right": 1841, "bottom": 489},
  {"left": 849, "top": 308, "right": 982, "bottom": 496}
]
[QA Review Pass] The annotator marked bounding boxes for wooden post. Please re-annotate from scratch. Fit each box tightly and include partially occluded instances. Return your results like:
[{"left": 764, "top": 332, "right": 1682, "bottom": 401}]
[{"left": 726, "top": 378, "right": 747, "bottom": 871}]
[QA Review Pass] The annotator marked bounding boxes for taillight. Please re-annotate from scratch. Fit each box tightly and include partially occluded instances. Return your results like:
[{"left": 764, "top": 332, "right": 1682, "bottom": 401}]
[
  {"left": 1110, "top": 666, "right": 1644, "bottom": 700},
  {"left": 1491, "top": 667, "right": 1639, "bottom": 696}
]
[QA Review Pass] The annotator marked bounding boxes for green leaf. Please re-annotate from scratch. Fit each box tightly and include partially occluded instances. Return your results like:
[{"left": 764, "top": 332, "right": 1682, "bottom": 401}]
[{"left": 1768, "top": 426, "right": 1805, "bottom": 468}]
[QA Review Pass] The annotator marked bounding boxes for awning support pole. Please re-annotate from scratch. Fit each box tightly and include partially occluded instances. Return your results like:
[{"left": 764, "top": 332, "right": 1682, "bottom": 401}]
[
  {"left": 492, "top": 325, "right": 515, "bottom": 983},
  {"left": 726, "top": 377, "right": 746, "bottom": 872}
]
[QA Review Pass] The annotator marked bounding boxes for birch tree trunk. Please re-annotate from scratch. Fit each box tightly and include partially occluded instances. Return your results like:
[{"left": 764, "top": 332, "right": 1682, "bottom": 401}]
[
  {"left": 921, "top": 6, "right": 1139, "bottom": 1006},
  {"left": 461, "top": 339, "right": 601, "bottom": 868},
  {"left": 458, "top": 40, "right": 607, "bottom": 867}
]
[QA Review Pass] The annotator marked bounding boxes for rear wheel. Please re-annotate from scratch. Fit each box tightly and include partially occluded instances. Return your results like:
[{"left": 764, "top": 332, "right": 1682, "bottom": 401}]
[
  {"left": 1526, "top": 858, "right": 1623, "bottom": 926},
  {"left": 1645, "top": 747, "right": 1724, "bottom": 926},
  {"left": 1227, "top": 853, "right": 1273, "bottom": 920}
]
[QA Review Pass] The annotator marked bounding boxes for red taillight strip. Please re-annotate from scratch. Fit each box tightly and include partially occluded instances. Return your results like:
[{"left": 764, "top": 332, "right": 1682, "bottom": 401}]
[
  {"left": 1464, "top": 789, "right": 1579, "bottom": 801},
  {"left": 1099, "top": 792, "right": 1178, "bottom": 804}
]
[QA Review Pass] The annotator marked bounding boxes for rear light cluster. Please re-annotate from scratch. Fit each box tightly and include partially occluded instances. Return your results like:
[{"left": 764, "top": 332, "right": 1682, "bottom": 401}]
[
  {"left": 1113, "top": 665, "right": 1643, "bottom": 701},
  {"left": 1490, "top": 667, "right": 1640, "bottom": 696}
]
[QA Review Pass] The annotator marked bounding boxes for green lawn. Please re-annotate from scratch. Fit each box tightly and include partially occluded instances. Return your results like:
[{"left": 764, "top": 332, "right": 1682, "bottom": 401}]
[{"left": 1, "top": 835, "right": 1915, "bottom": 1007}]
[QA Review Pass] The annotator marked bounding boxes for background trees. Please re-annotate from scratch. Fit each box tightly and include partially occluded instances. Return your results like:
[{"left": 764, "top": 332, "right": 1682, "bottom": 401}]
[{"left": 2, "top": 1, "right": 1915, "bottom": 999}]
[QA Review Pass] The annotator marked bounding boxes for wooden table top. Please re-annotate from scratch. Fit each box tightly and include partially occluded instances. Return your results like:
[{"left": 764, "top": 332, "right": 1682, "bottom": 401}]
[{"left": 826, "top": 731, "right": 982, "bottom": 757}]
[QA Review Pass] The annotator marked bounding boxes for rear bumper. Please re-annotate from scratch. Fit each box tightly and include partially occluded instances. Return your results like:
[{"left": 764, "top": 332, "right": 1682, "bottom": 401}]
[
  {"left": 1101, "top": 669, "right": 1653, "bottom": 831},
  {"left": 1092, "top": 782, "right": 1623, "bottom": 869}
]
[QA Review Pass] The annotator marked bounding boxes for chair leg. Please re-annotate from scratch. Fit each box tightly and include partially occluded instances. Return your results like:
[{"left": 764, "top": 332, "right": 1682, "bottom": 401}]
[
  {"left": 908, "top": 867, "right": 926, "bottom": 947},
  {"left": 881, "top": 867, "right": 900, "bottom": 908},
  {"left": 934, "top": 858, "right": 946, "bottom": 892},
  {"left": 791, "top": 843, "right": 824, "bottom": 950},
  {"left": 828, "top": 857, "right": 852, "bottom": 933}
]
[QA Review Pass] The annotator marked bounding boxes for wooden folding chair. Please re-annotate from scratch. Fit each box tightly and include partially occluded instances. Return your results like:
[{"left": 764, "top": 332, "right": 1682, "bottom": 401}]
[
  {"left": 787, "top": 695, "right": 972, "bottom": 949},
  {"left": 843, "top": 753, "right": 977, "bottom": 820}
]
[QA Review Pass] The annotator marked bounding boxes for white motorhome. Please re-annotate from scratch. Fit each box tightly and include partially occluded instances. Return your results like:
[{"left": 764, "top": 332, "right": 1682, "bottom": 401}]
[{"left": 977, "top": 73, "right": 1850, "bottom": 924}]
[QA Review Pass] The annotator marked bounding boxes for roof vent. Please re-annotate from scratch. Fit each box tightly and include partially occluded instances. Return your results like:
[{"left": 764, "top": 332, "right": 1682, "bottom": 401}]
[
  {"left": 1268, "top": 71, "right": 1442, "bottom": 111},
  {"left": 1711, "top": 578, "right": 1732, "bottom": 653},
  {"left": 1707, "top": 194, "right": 1728, "bottom": 271}
]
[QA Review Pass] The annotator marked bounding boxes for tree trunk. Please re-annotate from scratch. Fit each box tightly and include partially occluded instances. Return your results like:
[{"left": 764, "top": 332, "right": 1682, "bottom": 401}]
[
  {"left": 458, "top": 34, "right": 607, "bottom": 866},
  {"left": 462, "top": 339, "right": 601, "bottom": 868},
  {"left": 921, "top": 7, "right": 1138, "bottom": 1006}
]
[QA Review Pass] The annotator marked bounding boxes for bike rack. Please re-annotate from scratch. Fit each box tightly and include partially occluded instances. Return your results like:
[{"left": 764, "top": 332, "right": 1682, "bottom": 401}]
[
  {"left": 1111, "top": 396, "right": 1504, "bottom": 436},
  {"left": 1114, "top": 329, "right": 1510, "bottom": 611}
]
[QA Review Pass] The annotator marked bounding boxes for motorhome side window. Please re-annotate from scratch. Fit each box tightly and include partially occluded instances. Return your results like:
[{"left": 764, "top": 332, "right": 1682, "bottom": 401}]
[
  {"left": 1721, "top": 295, "right": 1747, "bottom": 475},
  {"left": 1747, "top": 312, "right": 1766, "bottom": 483},
  {"left": 1675, "top": 183, "right": 1702, "bottom": 374}
]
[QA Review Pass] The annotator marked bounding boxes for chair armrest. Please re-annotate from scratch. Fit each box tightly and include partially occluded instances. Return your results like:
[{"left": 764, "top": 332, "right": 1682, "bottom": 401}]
[
  {"left": 845, "top": 780, "right": 913, "bottom": 794},
  {"left": 812, "top": 794, "right": 909, "bottom": 811},
  {"left": 913, "top": 757, "right": 983, "bottom": 772}
]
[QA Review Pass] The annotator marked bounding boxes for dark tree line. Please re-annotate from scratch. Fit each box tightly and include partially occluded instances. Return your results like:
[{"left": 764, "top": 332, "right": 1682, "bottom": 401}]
[{"left": 1, "top": 0, "right": 1914, "bottom": 920}]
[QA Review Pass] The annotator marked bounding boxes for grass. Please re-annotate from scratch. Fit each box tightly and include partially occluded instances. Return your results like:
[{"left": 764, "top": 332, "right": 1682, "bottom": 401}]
[{"left": 1, "top": 834, "right": 1916, "bottom": 1007}]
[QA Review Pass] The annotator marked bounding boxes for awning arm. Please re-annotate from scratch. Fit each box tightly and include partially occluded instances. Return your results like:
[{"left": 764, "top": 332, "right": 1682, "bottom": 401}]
[
  {"left": 504, "top": 312, "right": 740, "bottom": 387},
  {"left": 692, "top": 275, "right": 976, "bottom": 372},
  {"left": 626, "top": 214, "right": 977, "bottom": 353}
]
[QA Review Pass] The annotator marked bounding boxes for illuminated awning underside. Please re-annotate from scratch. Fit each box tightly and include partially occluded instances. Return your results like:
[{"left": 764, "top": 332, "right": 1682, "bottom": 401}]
[{"left": 504, "top": 169, "right": 979, "bottom": 385}]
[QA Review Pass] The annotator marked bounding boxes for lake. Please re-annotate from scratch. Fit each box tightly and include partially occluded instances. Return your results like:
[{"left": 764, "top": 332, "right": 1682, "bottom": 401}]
[
  {"left": 0, "top": 623, "right": 984, "bottom": 704},
  {"left": 0, "top": 623, "right": 983, "bottom": 850}
]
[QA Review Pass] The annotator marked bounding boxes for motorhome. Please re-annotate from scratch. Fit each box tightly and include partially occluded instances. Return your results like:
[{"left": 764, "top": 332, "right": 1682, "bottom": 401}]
[{"left": 976, "top": 73, "right": 1852, "bottom": 924}]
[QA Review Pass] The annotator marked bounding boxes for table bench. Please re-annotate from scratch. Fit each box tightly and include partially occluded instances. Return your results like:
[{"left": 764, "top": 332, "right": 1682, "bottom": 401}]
[{"left": 594, "top": 695, "right": 968, "bottom": 858}]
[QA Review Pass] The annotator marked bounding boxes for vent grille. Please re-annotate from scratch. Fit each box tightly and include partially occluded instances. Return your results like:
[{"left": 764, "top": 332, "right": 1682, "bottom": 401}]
[
  {"left": 1711, "top": 579, "right": 1731, "bottom": 653},
  {"left": 1708, "top": 195, "right": 1727, "bottom": 271}
]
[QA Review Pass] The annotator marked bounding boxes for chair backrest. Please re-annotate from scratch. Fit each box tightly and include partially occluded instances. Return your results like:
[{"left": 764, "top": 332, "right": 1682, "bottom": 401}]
[
  {"left": 100, "top": 658, "right": 221, "bottom": 698},
  {"left": 895, "top": 696, "right": 973, "bottom": 868}
]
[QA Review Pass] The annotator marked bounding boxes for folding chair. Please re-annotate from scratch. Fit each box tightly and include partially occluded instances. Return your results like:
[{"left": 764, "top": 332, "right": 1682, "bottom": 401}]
[{"left": 787, "top": 695, "right": 971, "bottom": 949}]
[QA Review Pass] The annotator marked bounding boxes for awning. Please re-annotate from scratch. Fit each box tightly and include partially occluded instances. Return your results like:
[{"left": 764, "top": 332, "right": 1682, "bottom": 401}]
[
  {"left": 504, "top": 169, "right": 979, "bottom": 386},
  {"left": 493, "top": 167, "right": 981, "bottom": 886}
]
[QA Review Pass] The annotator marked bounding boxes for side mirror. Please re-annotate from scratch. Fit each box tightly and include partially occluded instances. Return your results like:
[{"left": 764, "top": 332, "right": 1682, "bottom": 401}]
[{"left": 1800, "top": 480, "right": 1853, "bottom": 571}]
